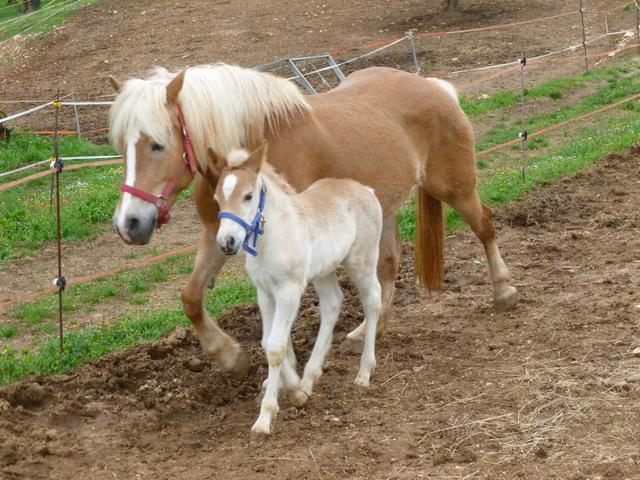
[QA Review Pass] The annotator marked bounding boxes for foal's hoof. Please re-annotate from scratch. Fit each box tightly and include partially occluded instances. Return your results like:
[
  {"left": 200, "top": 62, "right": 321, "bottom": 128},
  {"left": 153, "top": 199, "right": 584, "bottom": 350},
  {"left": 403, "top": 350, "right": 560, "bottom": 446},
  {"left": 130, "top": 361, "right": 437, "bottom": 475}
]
[
  {"left": 493, "top": 286, "right": 518, "bottom": 312},
  {"left": 251, "top": 421, "right": 272, "bottom": 436},
  {"left": 353, "top": 372, "right": 371, "bottom": 388},
  {"left": 291, "top": 389, "right": 309, "bottom": 408}
]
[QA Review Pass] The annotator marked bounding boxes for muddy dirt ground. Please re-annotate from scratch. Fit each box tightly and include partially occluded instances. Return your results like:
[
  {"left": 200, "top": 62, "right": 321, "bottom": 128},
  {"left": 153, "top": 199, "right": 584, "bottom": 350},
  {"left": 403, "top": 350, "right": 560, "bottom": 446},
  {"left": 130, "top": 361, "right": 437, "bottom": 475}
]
[
  {"left": 2, "top": 145, "right": 640, "bottom": 479},
  {"left": 2, "top": 1, "right": 640, "bottom": 479}
]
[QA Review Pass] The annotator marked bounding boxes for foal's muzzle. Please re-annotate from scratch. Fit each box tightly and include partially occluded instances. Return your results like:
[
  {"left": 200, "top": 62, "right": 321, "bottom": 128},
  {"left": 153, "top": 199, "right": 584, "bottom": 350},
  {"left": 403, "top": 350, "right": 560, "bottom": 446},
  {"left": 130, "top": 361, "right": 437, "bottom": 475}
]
[{"left": 218, "top": 235, "right": 241, "bottom": 256}]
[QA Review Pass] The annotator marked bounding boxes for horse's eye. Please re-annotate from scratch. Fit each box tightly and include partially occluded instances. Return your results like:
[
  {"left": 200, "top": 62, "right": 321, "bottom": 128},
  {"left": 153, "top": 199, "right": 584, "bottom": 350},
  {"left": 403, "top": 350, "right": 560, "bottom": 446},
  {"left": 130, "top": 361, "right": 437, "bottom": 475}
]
[
  {"left": 151, "top": 142, "right": 164, "bottom": 152},
  {"left": 244, "top": 192, "right": 253, "bottom": 202}
]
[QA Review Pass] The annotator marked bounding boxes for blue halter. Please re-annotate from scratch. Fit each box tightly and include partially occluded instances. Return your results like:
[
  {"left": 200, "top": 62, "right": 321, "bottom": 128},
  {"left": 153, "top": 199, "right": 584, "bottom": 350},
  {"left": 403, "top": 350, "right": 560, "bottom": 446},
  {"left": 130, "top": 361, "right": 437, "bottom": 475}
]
[{"left": 218, "top": 183, "right": 267, "bottom": 257}]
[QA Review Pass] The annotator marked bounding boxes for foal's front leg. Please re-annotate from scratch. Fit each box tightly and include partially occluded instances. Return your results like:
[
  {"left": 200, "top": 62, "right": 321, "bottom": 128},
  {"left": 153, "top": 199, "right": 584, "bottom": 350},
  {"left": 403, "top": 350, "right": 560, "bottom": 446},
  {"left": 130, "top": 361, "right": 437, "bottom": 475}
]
[
  {"left": 257, "top": 289, "right": 304, "bottom": 404},
  {"left": 252, "top": 284, "right": 302, "bottom": 435}
]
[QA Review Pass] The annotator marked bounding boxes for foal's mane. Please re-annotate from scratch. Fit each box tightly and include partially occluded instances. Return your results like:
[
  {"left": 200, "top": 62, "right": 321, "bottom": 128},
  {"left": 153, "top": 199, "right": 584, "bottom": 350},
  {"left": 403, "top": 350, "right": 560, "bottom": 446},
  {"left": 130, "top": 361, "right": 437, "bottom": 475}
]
[
  {"left": 261, "top": 162, "right": 296, "bottom": 195},
  {"left": 109, "top": 64, "right": 310, "bottom": 168}
]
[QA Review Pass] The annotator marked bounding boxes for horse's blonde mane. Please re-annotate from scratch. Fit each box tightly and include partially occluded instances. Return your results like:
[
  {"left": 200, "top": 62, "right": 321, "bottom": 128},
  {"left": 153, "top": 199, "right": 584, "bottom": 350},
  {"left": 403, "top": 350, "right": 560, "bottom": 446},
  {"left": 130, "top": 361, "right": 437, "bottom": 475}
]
[{"left": 109, "top": 64, "right": 310, "bottom": 166}]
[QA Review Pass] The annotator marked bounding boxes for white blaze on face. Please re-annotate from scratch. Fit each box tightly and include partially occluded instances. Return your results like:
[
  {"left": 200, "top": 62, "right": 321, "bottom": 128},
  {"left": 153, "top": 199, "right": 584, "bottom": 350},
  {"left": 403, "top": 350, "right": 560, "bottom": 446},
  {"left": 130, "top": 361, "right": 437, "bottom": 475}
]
[
  {"left": 116, "top": 130, "right": 140, "bottom": 232},
  {"left": 222, "top": 174, "right": 238, "bottom": 200}
]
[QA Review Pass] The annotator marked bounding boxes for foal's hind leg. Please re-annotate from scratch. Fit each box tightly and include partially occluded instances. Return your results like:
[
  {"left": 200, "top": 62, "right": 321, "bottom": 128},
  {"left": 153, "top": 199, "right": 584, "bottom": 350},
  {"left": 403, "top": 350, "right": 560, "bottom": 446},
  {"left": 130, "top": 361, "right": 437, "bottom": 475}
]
[
  {"left": 299, "top": 273, "right": 343, "bottom": 401},
  {"left": 345, "top": 262, "right": 382, "bottom": 388},
  {"left": 346, "top": 217, "right": 400, "bottom": 343},
  {"left": 446, "top": 190, "right": 517, "bottom": 310}
]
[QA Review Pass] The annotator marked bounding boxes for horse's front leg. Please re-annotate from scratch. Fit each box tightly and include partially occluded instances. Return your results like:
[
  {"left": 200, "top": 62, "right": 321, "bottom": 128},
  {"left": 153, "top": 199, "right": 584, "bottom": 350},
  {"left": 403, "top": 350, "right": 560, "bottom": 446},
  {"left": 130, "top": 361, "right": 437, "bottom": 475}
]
[
  {"left": 252, "top": 283, "right": 302, "bottom": 435},
  {"left": 182, "top": 224, "right": 248, "bottom": 374}
]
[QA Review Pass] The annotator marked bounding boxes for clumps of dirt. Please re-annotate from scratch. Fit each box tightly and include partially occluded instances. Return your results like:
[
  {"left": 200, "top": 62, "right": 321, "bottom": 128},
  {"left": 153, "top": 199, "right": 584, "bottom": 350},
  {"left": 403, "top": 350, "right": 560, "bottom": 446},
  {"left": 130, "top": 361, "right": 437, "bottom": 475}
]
[
  {"left": 500, "top": 190, "right": 575, "bottom": 227},
  {"left": 3, "top": 382, "right": 51, "bottom": 411},
  {"left": 498, "top": 145, "right": 640, "bottom": 229}
]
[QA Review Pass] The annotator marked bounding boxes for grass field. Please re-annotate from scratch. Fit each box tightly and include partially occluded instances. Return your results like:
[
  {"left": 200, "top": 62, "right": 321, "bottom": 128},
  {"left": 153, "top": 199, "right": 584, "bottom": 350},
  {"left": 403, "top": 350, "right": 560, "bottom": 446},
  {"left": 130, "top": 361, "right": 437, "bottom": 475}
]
[
  {"left": 2, "top": 57, "right": 640, "bottom": 385},
  {"left": 0, "top": 0, "right": 97, "bottom": 44}
]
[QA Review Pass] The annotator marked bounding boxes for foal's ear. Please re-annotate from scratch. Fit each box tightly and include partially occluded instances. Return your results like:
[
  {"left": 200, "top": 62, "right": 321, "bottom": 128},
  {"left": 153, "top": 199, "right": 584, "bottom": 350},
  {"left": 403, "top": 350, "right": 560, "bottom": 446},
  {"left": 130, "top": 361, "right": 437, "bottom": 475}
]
[
  {"left": 207, "top": 147, "right": 227, "bottom": 176},
  {"left": 108, "top": 75, "right": 123, "bottom": 93},
  {"left": 246, "top": 141, "right": 268, "bottom": 173},
  {"left": 166, "top": 69, "right": 186, "bottom": 105}
]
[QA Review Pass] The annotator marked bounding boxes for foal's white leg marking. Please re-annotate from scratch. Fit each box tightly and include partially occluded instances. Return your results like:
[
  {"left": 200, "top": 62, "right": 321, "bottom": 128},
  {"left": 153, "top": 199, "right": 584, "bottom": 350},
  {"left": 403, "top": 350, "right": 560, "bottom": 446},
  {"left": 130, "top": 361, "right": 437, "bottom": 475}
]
[
  {"left": 300, "top": 274, "right": 343, "bottom": 398},
  {"left": 222, "top": 174, "right": 238, "bottom": 200},
  {"left": 116, "top": 130, "right": 140, "bottom": 234},
  {"left": 252, "top": 284, "right": 302, "bottom": 435}
]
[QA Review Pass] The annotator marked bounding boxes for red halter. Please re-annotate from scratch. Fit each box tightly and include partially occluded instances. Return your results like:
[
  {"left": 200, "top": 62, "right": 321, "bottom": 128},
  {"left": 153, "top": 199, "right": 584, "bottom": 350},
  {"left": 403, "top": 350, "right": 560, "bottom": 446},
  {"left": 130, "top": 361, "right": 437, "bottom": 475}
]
[{"left": 119, "top": 105, "right": 198, "bottom": 228}]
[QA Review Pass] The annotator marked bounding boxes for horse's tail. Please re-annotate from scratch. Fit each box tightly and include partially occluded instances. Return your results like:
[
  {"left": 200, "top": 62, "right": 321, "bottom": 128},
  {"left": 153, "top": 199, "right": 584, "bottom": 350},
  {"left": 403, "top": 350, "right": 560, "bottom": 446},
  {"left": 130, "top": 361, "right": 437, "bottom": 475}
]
[{"left": 414, "top": 186, "right": 444, "bottom": 291}]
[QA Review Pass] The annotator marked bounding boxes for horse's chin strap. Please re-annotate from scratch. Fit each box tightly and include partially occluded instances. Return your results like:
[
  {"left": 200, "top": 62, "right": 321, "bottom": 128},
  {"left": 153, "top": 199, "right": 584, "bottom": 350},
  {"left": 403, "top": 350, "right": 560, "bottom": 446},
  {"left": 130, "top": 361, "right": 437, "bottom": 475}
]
[
  {"left": 119, "top": 105, "right": 198, "bottom": 229},
  {"left": 218, "top": 183, "right": 267, "bottom": 257}
]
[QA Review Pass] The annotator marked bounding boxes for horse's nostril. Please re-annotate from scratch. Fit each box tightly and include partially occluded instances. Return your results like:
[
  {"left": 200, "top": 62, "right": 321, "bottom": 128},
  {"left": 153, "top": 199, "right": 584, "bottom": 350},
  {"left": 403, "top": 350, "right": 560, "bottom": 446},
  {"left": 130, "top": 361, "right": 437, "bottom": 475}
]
[
  {"left": 126, "top": 216, "right": 141, "bottom": 235},
  {"left": 226, "top": 237, "right": 236, "bottom": 249}
]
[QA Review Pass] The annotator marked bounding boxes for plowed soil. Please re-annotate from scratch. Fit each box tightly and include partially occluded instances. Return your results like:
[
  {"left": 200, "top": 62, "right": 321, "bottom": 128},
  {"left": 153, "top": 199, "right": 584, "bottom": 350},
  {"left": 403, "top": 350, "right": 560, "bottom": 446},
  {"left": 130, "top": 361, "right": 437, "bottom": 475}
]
[{"left": 2, "top": 146, "right": 640, "bottom": 479}]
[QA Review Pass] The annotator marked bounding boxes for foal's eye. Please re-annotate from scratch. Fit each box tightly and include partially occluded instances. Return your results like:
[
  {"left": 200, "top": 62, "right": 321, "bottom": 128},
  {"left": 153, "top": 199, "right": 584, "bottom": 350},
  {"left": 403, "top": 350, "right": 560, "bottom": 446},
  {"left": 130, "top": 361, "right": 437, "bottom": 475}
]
[
  {"left": 150, "top": 142, "right": 164, "bottom": 152},
  {"left": 244, "top": 192, "right": 253, "bottom": 202}
]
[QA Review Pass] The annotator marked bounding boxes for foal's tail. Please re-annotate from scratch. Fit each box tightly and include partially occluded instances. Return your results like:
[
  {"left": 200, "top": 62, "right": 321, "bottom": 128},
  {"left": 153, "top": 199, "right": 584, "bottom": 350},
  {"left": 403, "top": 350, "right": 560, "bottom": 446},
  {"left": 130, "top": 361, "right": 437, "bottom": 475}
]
[{"left": 414, "top": 187, "right": 444, "bottom": 291}]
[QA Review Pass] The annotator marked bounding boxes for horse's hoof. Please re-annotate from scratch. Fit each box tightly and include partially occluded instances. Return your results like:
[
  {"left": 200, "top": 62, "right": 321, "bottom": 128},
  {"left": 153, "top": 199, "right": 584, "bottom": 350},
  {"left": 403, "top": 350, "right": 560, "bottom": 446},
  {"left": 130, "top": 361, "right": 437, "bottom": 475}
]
[
  {"left": 494, "top": 286, "right": 518, "bottom": 312},
  {"left": 218, "top": 346, "right": 250, "bottom": 377},
  {"left": 230, "top": 348, "right": 251, "bottom": 377}
]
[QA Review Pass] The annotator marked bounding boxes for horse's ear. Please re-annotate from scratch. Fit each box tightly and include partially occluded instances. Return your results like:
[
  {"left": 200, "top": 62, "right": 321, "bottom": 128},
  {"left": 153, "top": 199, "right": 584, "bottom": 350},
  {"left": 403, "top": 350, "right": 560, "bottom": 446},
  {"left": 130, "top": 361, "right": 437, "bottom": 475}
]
[
  {"left": 207, "top": 147, "right": 227, "bottom": 176},
  {"left": 246, "top": 141, "right": 268, "bottom": 172},
  {"left": 166, "top": 69, "right": 186, "bottom": 105},
  {"left": 108, "top": 75, "right": 123, "bottom": 93}
]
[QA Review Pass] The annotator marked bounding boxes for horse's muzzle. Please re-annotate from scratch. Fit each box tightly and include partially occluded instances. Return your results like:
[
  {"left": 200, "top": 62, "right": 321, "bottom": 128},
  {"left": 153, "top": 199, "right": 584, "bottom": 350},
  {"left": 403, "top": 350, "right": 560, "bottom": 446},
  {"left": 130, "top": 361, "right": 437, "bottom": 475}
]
[{"left": 114, "top": 213, "right": 156, "bottom": 245}]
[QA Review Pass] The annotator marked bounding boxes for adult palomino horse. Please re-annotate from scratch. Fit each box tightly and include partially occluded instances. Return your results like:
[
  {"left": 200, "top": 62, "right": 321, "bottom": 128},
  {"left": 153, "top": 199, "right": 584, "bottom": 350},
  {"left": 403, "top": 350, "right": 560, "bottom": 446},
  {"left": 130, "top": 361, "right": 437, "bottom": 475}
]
[
  {"left": 108, "top": 64, "right": 517, "bottom": 374},
  {"left": 209, "top": 144, "right": 382, "bottom": 434}
]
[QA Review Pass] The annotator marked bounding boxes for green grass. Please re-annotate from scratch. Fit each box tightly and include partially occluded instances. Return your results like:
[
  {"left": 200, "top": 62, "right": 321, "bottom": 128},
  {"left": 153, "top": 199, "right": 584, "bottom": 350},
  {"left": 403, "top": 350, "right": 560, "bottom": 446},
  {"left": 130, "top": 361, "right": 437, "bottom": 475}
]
[
  {"left": 0, "top": 0, "right": 98, "bottom": 44},
  {"left": 8, "top": 250, "right": 197, "bottom": 322},
  {"left": 0, "top": 277, "right": 256, "bottom": 385},
  {"left": 0, "top": 324, "right": 18, "bottom": 338},
  {"left": 476, "top": 68, "right": 640, "bottom": 151},
  {"left": 0, "top": 133, "right": 120, "bottom": 260},
  {"left": 459, "top": 62, "right": 630, "bottom": 119},
  {"left": 0, "top": 133, "right": 114, "bottom": 173}
]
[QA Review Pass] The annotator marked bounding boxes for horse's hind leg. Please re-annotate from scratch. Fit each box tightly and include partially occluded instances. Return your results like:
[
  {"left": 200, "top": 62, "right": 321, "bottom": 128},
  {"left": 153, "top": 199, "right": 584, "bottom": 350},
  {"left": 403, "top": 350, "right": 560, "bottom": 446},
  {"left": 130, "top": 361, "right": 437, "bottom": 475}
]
[
  {"left": 446, "top": 190, "right": 517, "bottom": 310},
  {"left": 300, "top": 273, "right": 343, "bottom": 400}
]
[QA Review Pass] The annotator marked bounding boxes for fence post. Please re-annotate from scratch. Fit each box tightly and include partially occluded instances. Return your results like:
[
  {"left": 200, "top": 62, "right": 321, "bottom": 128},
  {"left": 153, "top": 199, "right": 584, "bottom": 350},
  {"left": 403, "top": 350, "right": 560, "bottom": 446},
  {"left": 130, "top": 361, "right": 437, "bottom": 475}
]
[
  {"left": 519, "top": 55, "right": 528, "bottom": 181},
  {"left": 52, "top": 91, "right": 66, "bottom": 354},
  {"left": 579, "top": 0, "right": 589, "bottom": 72},
  {"left": 70, "top": 92, "right": 81, "bottom": 139},
  {"left": 407, "top": 31, "right": 421, "bottom": 74},
  {"left": 635, "top": 1, "right": 640, "bottom": 54}
]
